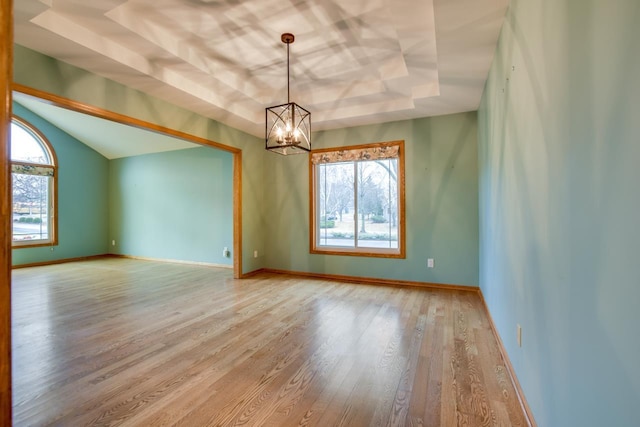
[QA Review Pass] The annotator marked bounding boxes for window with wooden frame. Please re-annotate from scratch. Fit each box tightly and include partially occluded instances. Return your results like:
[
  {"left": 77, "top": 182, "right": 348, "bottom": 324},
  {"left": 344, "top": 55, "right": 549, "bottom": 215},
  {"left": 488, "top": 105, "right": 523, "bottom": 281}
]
[
  {"left": 10, "top": 116, "right": 58, "bottom": 248},
  {"left": 310, "top": 140, "right": 405, "bottom": 258}
]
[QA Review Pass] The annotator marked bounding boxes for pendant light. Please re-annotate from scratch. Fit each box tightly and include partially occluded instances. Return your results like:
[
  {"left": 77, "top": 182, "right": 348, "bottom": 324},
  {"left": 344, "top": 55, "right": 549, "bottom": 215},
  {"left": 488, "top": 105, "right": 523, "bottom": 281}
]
[{"left": 265, "top": 33, "right": 311, "bottom": 155}]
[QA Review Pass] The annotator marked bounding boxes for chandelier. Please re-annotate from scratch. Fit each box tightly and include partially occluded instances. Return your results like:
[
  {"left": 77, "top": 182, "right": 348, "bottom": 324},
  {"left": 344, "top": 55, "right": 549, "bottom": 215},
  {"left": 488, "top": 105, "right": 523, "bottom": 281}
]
[{"left": 265, "top": 33, "right": 311, "bottom": 155}]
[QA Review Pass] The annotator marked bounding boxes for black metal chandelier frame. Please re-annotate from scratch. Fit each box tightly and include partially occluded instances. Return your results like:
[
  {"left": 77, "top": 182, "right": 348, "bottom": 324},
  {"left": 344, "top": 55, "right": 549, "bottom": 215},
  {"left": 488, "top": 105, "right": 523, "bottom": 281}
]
[{"left": 265, "top": 33, "right": 311, "bottom": 155}]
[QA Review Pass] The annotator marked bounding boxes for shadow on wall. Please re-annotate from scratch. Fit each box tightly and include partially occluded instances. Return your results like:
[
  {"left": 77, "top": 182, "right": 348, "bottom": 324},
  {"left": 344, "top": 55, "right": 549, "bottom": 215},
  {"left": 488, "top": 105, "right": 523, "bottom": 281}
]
[
  {"left": 480, "top": 1, "right": 640, "bottom": 425},
  {"left": 418, "top": 117, "right": 475, "bottom": 251},
  {"left": 265, "top": 112, "right": 479, "bottom": 287}
]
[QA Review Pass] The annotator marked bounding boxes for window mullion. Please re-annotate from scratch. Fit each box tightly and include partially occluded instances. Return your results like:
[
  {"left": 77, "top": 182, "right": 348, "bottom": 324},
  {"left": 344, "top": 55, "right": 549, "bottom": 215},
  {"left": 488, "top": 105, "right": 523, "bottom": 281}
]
[
  {"left": 388, "top": 159, "right": 392, "bottom": 249},
  {"left": 322, "top": 165, "right": 327, "bottom": 245},
  {"left": 353, "top": 161, "right": 358, "bottom": 248}
]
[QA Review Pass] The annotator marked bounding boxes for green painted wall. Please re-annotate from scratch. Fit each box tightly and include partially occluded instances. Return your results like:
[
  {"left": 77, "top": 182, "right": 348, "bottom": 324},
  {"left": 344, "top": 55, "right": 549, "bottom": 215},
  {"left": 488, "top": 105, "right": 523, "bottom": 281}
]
[
  {"left": 478, "top": 0, "right": 640, "bottom": 425},
  {"left": 14, "top": 45, "right": 265, "bottom": 274},
  {"left": 13, "top": 46, "right": 478, "bottom": 284},
  {"left": 12, "top": 103, "right": 109, "bottom": 265},
  {"left": 264, "top": 112, "right": 479, "bottom": 287},
  {"left": 109, "top": 147, "right": 233, "bottom": 265}
]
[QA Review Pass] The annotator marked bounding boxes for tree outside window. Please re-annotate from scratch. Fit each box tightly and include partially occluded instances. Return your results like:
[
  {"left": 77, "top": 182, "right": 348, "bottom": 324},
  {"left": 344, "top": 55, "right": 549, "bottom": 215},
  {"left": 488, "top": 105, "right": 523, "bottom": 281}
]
[
  {"left": 310, "top": 141, "right": 405, "bottom": 258},
  {"left": 11, "top": 117, "right": 57, "bottom": 248}
]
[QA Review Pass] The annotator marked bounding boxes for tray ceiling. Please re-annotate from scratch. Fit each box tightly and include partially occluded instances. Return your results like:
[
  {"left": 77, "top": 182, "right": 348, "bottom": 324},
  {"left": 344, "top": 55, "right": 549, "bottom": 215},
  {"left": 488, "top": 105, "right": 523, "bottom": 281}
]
[{"left": 14, "top": 0, "right": 509, "bottom": 137}]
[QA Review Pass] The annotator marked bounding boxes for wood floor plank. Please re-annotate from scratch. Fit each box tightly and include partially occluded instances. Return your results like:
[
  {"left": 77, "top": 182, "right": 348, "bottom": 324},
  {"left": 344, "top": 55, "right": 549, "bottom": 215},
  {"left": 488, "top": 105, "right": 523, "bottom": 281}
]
[
  {"left": 178, "top": 285, "right": 377, "bottom": 427},
  {"left": 11, "top": 258, "right": 528, "bottom": 426},
  {"left": 126, "top": 281, "right": 354, "bottom": 427}
]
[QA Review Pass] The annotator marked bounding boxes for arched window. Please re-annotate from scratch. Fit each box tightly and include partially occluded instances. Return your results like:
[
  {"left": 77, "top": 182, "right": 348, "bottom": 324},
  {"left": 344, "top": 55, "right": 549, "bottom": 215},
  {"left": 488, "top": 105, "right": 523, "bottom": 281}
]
[{"left": 11, "top": 116, "right": 58, "bottom": 247}]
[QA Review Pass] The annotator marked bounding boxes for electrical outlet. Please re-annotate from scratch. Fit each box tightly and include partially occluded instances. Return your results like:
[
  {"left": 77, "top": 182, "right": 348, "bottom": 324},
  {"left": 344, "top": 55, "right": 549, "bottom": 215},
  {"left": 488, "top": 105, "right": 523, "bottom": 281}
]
[
  {"left": 223, "top": 247, "right": 229, "bottom": 257},
  {"left": 427, "top": 258, "right": 434, "bottom": 268},
  {"left": 254, "top": 250, "right": 258, "bottom": 258},
  {"left": 517, "top": 324, "right": 522, "bottom": 347},
  {"left": 111, "top": 240, "right": 116, "bottom": 246}
]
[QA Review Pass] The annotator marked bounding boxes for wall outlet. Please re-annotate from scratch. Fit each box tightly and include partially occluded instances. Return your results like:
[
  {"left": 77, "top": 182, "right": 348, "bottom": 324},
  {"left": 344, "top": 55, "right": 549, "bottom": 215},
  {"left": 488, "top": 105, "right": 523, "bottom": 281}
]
[
  {"left": 517, "top": 324, "right": 522, "bottom": 347},
  {"left": 111, "top": 240, "right": 116, "bottom": 246},
  {"left": 223, "top": 247, "right": 230, "bottom": 258},
  {"left": 254, "top": 250, "right": 258, "bottom": 258},
  {"left": 427, "top": 258, "right": 434, "bottom": 268}
]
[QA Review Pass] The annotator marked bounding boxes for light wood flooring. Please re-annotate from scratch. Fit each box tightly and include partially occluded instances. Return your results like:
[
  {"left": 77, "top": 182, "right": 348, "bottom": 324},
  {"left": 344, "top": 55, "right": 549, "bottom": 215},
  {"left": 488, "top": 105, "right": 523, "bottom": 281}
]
[{"left": 12, "top": 258, "right": 528, "bottom": 426}]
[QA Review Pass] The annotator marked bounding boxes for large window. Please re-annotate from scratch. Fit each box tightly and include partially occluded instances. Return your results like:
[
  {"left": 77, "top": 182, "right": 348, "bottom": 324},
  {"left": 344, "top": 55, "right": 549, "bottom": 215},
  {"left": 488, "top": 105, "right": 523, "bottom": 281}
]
[
  {"left": 310, "top": 140, "right": 405, "bottom": 258},
  {"left": 11, "top": 116, "right": 57, "bottom": 248}
]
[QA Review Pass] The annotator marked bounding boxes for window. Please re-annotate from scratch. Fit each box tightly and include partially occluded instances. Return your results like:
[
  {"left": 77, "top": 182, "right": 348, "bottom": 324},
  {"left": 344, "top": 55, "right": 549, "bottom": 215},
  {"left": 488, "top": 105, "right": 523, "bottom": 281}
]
[
  {"left": 310, "top": 140, "right": 405, "bottom": 258},
  {"left": 11, "top": 116, "right": 57, "bottom": 248}
]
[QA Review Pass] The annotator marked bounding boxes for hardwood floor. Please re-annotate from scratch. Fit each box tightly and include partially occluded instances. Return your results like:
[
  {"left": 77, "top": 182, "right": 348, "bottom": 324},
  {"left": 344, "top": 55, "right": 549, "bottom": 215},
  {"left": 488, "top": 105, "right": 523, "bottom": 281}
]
[{"left": 12, "top": 258, "right": 528, "bottom": 426}]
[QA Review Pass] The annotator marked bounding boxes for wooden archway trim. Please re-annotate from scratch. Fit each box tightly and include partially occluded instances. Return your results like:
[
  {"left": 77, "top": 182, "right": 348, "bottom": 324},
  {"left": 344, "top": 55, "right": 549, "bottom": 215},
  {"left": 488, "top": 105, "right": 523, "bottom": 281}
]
[
  {"left": 1, "top": 1, "right": 13, "bottom": 424},
  {"left": 11, "top": 84, "right": 243, "bottom": 280}
]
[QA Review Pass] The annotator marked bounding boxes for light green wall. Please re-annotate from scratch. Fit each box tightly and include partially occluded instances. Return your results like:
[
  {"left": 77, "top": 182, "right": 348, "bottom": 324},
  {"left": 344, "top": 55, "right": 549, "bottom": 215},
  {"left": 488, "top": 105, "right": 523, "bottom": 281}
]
[
  {"left": 109, "top": 147, "right": 233, "bottom": 265},
  {"left": 478, "top": 0, "right": 640, "bottom": 425},
  {"left": 14, "top": 46, "right": 478, "bottom": 284},
  {"left": 11, "top": 102, "right": 109, "bottom": 265},
  {"left": 264, "top": 112, "right": 479, "bottom": 286},
  {"left": 14, "top": 45, "right": 265, "bottom": 274}
]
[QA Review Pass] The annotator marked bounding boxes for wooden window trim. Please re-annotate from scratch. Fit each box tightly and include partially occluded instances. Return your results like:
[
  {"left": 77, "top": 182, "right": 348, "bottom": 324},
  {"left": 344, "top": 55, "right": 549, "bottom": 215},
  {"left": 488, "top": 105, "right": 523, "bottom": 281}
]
[
  {"left": 309, "top": 140, "right": 406, "bottom": 259},
  {"left": 11, "top": 115, "right": 58, "bottom": 249}
]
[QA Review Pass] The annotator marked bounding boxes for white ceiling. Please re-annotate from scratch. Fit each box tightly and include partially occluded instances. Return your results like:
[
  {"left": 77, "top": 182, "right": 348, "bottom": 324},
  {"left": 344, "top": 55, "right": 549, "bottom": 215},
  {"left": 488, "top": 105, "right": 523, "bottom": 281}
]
[
  {"left": 14, "top": 0, "right": 509, "bottom": 138},
  {"left": 14, "top": 93, "right": 199, "bottom": 159}
]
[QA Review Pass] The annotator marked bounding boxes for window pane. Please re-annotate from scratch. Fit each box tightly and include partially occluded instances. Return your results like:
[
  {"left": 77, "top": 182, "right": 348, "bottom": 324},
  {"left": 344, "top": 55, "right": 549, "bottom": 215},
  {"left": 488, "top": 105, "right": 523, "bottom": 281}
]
[
  {"left": 356, "top": 159, "right": 398, "bottom": 249},
  {"left": 12, "top": 173, "right": 50, "bottom": 242},
  {"left": 317, "top": 162, "right": 354, "bottom": 247},
  {"left": 10, "top": 122, "right": 51, "bottom": 164},
  {"left": 311, "top": 141, "right": 404, "bottom": 258}
]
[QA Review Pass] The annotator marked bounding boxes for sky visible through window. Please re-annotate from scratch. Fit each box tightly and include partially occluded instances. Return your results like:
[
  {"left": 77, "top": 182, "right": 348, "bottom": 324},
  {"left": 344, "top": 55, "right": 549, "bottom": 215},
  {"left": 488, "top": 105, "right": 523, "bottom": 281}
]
[
  {"left": 11, "top": 119, "right": 54, "bottom": 245},
  {"left": 10, "top": 122, "right": 50, "bottom": 164}
]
